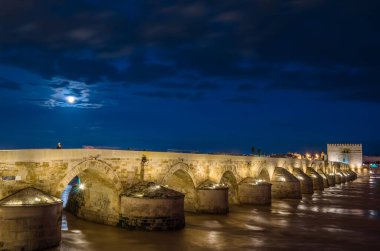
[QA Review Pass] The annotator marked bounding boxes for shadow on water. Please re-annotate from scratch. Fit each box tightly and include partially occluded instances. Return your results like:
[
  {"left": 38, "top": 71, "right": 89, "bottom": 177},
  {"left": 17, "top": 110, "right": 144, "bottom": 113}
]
[{"left": 50, "top": 175, "right": 380, "bottom": 251}]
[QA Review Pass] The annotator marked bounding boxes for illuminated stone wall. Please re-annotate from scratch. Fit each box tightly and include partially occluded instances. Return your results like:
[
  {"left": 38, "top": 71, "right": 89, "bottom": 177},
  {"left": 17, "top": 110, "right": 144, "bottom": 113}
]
[
  {"left": 0, "top": 149, "right": 351, "bottom": 198},
  {"left": 327, "top": 144, "right": 363, "bottom": 168},
  {"left": 65, "top": 170, "right": 120, "bottom": 225},
  {"left": 0, "top": 149, "right": 351, "bottom": 225}
]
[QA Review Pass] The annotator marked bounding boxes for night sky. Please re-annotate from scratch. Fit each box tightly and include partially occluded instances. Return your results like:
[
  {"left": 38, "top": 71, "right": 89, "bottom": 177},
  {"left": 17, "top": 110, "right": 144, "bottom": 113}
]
[{"left": 0, "top": 0, "right": 379, "bottom": 155}]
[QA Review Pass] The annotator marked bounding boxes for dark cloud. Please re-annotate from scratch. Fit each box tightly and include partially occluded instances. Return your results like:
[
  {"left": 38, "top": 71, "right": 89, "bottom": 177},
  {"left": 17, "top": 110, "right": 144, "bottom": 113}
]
[
  {"left": 237, "top": 83, "right": 256, "bottom": 92},
  {"left": 0, "top": 77, "right": 21, "bottom": 90},
  {"left": 225, "top": 96, "right": 259, "bottom": 104},
  {"left": 0, "top": 0, "right": 379, "bottom": 104},
  {"left": 153, "top": 81, "right": 219, "bottom": 91},
  {"left": 265, "top": 63, "right": 380, "bottom": 102},
  {"left": 134, "top": 90, "right": 203, "bottom": 101},
  {"left": 0, "top": 0, "right": 379, "bottom": 154}
]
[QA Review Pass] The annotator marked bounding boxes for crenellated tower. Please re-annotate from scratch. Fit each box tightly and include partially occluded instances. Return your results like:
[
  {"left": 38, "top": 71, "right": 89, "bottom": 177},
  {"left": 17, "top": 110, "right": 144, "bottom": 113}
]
[{"left": 327, "top": 144, "right": 362, "bottom": 168}]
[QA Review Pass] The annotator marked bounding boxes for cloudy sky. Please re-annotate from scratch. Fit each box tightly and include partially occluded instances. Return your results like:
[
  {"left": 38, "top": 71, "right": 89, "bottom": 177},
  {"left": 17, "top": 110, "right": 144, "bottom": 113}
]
[{"left": 0, "top": 0, "right": 379, "bottom": 154}]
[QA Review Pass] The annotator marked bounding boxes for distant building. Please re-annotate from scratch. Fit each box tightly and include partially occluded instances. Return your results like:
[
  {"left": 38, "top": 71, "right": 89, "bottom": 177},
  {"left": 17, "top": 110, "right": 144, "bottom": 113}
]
[
  {"left": 327, "top": 144, "right": 363, "bottom": 168},
  {"left": 363, "top": 156, "right": 380, "bottom": 168}
]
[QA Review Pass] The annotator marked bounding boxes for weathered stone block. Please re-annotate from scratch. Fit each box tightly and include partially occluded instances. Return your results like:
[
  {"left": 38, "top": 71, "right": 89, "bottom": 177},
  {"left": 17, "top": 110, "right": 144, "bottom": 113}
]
[
  {"left": 0, "top": 188, "right": 62, "bottom": 251},
  {"left": 197, "top": 188, "right": 229, "bottom": 213},
  {"left": 306, "top": 167, "right": 324, "bottom": 191},
  {"left": 238, "top": 178, "right": 271, "bottom": 205},
  {"left": 271, "top": 167, "right": 301, "bottom": 199},
  {"left": 335, "top": 174, "right": 342, "bottom": 184},
  {"left": 327, "top": 174, "right": 336, "bottom": 186},
  {"left": 292, "top": 168, "right": 314, "bottom": 194},
  {"left": 316, "top": 170, "right": 330, "bottom": 188},
  {"left": 120, "top": 182, "right": 185, "bottom": 231}
]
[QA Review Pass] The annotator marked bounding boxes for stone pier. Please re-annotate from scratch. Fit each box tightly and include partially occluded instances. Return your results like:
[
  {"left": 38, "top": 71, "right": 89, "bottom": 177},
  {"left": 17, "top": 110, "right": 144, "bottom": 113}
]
[
  {"left": 292, "top": 168, "right": 314, "bottom": 194},
  {"left": 306, "top": 167, "right": 324, "bottom": 191},
  {"left": 0, "top": 188, "right": 62, "bottom": 251},
  {"left": 238, "top": 178, "right": 271, "bottom": 205},
  {"left": 271, "top": 167, "right": 301, "bottom": 199},
  {"left": 316, "top": 170, "right": 330, "bottom": 188},
  {"left": 196, "top": 180, "right": 229, "bottom": 214}
]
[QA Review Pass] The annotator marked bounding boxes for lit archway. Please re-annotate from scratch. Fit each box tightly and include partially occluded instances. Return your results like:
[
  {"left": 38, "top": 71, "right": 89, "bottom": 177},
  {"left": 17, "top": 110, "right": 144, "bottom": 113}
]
[
  {"left": 257, "top": 168, "right": 270, "bottom": 182},
  {"left": 54, "top": 159, "right": 123, "bottom": 226},
  {"left": 162, "top": 166, "right": 197, "bottom": 212},
  {"left": 220, "top": 171, "right": 238, "bottom": 204}
]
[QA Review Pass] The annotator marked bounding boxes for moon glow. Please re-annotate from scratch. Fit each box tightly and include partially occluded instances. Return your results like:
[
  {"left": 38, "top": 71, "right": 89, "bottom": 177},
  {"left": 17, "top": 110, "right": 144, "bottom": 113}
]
[{"left": 66, "top": 96, "right": 76, "bottom": 104}]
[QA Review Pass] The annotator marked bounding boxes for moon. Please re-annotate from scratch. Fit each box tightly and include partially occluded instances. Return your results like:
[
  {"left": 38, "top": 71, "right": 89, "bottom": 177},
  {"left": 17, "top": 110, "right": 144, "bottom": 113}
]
[{"left": 66, "top": 96, "right": 76, "bottom": 104}]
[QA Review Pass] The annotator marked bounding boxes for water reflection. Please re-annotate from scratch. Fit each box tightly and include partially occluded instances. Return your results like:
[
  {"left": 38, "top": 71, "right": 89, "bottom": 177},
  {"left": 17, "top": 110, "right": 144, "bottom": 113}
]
[
  {"left": 206, "top": 231, "right": 221, "bottom": 246},
  {"left": 51, "top": 175, "right": 380, "bottom": 251},
  {"left": 61, "top": 213, "right": 68, "bottom": 231}
]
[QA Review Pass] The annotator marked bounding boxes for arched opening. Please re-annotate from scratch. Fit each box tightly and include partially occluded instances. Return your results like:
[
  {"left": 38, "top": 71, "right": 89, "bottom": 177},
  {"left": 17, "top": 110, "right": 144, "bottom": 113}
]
[
  {"left": 61, "top": 176, "right": 80, "bottom": 208},
  {"left": 163, "top": 169, "right": 197, "bottom": 212},
  {"left": 57, "top": 160, "right": 122, "bottom": 226},
  {"left": 257, "top": 168, "right": 270, "bottom": 182},
  {"left": 220, "top": 171, "right": 238, "bottom": 204}
]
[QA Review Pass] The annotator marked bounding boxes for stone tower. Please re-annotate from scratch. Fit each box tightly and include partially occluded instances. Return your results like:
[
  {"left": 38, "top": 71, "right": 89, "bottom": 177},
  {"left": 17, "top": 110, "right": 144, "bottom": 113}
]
[{"left": 327, "top": 144, "right": 363, "bottom": 168}]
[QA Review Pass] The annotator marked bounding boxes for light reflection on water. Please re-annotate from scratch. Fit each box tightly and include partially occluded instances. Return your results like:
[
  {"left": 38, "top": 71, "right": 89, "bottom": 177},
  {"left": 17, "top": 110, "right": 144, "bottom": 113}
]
[
  {"left": 61, "top": 214, "right": 68, "bottom": 231},
  {"left": 307, "top": 206, "right": 367, "bottom": 216},
  {"left": 206, "top": 231, "right": 221, "bottom": 247},
  {"left": 51, "top": 175, "right": 380, "bottom": 251}
]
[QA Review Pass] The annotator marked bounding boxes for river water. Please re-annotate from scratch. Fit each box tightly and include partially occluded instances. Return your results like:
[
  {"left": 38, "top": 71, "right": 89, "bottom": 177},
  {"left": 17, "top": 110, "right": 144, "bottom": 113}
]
[{"left": 51, "top": 175, "right": 380, "bottom": 251}]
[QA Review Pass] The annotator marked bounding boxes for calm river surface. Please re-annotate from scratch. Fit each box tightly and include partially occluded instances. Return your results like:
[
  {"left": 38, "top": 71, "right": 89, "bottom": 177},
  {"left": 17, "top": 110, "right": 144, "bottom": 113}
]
[{"left": 52, "top": 175, "right": 380, "bottom": 251}]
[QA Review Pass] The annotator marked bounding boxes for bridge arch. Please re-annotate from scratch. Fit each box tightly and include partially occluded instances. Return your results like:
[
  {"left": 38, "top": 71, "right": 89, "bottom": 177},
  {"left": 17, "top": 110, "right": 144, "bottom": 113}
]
[
  {"left": 161, "top": 162, "right": 197, "bottom": 186},
  {"left": 284, "top": 162, "right": 294, "bottom": 173},
  {"left": 53, "top": 159, "right": 123, "bottom": 225},
  {"left": 219, "top": 170, "right": 238, "bottom": 204},
  {"left": 316, "top": 162, "right": 325, "bottom": 173},
  {"left": 326, "top": 162, "right": 334, "bottom": 174},
  {"left": 332, "top": 163, "right": 340, "bottom": 173},
  {"left": 256, "top": 168, "right": 270, "bottom": 182},
  {"left": 53, "top": 159, "right": 123, "bottom": 196},
  {"left": 161, "top": 162, "right": 197, "bottom": 212}
]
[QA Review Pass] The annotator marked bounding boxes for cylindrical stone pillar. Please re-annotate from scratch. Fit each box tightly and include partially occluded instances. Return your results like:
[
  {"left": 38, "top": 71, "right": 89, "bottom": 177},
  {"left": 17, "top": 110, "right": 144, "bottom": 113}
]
[
  {"left": 348, "top": 170, "right": 358, "bottom": 180},
  {"left": 238, "top": 178, "right": 272, "bottom": 205},
  {"left": 306, "top": 167, "right": 324, "bottom": 191},
  {"left": 327, "top": 174, "right": 336, "bottom": 187},
  {"left": 342, "top": 171, "right": 350, "bottom": 181},
  {"left": 119, "top": 182, "right": 185, "bottom": 231},
  {"left": 316, "top": 170, "right": 330, "bottom": 188},
  {"left": 335, "top": 173, "right": 342, "bottom": 184},
  {"left": 0, "top": 188, "right": 62, "bottom": 251},
  {"left": 354, "top": 168, "right": 361, "bottom": 176},
  {"left": 338, "top": 170, "right": 347, "bottom": 183},
  {"left": 271, "top": 167, "right": 301, "bottom": 199},
  {"left": 196, "top": 180, "right": 229, "bottom": 214},
  {"left": 292, "top": 168, "right": 314, "bottom": 194}
]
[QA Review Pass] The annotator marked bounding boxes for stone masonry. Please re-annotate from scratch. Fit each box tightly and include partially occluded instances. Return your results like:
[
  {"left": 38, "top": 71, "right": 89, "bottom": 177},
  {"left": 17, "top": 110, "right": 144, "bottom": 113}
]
[{"left": 0, "top": 149, "right": 352, "bottom": 226}]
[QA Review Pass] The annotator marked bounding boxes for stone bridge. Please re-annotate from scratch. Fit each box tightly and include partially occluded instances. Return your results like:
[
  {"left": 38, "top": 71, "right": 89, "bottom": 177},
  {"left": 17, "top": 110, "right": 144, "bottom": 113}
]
[{"left": 0, "top": 149, "right": 353, "bottom": 226}]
